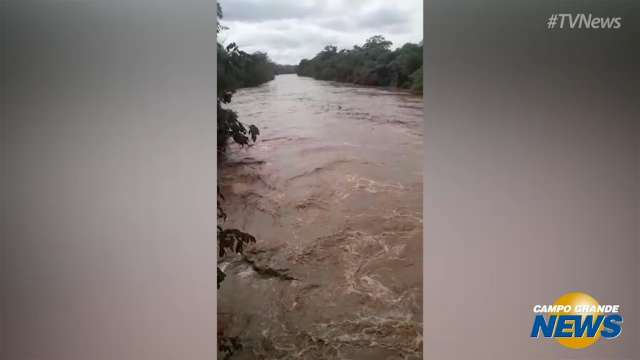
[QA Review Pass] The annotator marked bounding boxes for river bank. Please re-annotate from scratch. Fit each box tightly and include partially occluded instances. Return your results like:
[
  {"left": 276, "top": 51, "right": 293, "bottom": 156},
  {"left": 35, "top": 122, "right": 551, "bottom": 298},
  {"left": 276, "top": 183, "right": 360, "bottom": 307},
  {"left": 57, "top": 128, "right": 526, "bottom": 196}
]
[{"left": 297, "top": 74, "right": 423, "bottom": 95}]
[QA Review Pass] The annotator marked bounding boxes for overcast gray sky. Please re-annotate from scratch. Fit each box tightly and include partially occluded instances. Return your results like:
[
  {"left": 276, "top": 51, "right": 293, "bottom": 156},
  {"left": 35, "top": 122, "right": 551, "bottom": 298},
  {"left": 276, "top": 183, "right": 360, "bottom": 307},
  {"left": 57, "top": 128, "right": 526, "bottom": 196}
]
[{"left": 217, "top": 0, "right": 423, "bottom": 65}]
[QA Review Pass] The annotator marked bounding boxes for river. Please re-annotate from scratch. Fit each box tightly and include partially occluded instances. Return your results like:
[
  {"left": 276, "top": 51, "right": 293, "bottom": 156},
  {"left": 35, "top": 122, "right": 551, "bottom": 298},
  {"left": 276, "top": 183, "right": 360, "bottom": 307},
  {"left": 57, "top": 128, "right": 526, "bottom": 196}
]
[{"left": 218, "top": 74, "right": 423, "bottom": 359}]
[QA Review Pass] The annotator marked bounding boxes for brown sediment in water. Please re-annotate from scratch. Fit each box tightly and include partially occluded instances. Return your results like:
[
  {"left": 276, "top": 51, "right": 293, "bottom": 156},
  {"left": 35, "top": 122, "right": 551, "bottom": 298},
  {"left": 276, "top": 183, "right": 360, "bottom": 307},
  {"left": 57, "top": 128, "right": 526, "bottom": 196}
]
[{"left": 219, "top": 74, "right": 423, "bottom": 359}]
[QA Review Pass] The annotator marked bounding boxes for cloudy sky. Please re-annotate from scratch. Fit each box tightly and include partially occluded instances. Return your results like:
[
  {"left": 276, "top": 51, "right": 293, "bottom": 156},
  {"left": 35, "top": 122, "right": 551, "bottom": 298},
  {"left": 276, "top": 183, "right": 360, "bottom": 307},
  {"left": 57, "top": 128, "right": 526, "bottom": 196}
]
[{"left": 217, "top": 0, "right": 423, "bottom": 65}]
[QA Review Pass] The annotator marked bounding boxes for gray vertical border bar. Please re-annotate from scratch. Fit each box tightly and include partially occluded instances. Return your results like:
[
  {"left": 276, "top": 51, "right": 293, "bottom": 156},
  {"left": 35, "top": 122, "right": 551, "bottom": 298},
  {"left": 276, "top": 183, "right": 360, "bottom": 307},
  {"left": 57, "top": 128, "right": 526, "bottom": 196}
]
[
  {"left": 423, "top": 1, "right": 639, "bottom": 359},
  {"left": 2, "top": 1, "right": 220, "bottom": 358}
]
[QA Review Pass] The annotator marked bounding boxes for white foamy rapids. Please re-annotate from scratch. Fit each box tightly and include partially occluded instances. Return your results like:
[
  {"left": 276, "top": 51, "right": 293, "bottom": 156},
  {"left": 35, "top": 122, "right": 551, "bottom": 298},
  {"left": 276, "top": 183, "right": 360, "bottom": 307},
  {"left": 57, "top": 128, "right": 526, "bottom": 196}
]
[{"left": 218, "top": 75, "right": 423, "bottom": 359}]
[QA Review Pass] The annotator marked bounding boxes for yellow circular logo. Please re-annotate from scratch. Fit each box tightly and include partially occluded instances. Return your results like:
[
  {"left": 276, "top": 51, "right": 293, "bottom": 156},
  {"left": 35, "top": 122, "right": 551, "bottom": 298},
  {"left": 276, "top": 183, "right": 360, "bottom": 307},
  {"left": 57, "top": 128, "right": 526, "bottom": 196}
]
[{"left": 552, "top": 292, "right": 603, "bottom": 349}]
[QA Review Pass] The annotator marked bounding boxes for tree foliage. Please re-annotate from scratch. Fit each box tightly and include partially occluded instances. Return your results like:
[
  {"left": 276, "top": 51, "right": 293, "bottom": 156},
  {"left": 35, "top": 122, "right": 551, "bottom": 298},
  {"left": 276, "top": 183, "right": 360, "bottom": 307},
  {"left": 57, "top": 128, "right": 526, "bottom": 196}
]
[
  {"left": 216, "top": 3, "right": 266, "bottom": 288},
  {"left": 297, "top": 35, "right": 423, "bottom": 93},
  {"left": 217, "top": 4, "right": 271, "bottom": 356},
  {"left": 217, "top": 90, "right": 260, "bottom": 154},
  {"left": 218, "top": 42, "right": 275, "bottom": 91},
  {"left": 217, "top": 2, "right": 275, "bottom": 91}
]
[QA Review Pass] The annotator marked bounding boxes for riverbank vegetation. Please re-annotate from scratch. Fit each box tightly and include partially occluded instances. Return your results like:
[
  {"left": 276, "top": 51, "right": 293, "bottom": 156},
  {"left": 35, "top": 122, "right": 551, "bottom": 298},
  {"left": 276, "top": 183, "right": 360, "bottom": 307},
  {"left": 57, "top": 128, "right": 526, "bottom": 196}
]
[
  {"left": 297, "top": 35, "right": 423, "bottom": 93},
  {"left": 217, "top": 3, "right": 264, "bottom": 357},
  {"left": 217, "top": 42, "right": 297, "bottom": 89},
  {"left": 217, "top": 2, "right": 265, "bottom": 281},
  {"left": 217, "top": 2, "right": 276, "bottom": 91},
  {"left": 217, "top": 42, "right": 275, "bottom": 90}
]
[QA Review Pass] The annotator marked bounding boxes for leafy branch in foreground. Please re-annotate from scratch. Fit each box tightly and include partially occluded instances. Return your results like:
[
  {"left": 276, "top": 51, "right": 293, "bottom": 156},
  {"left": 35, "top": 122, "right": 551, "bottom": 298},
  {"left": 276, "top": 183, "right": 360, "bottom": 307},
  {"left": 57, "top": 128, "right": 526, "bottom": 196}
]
[
  {"left": 216, "top": 184, "right": 257, "bottom": 289},
  {"left": 217, "top": 2, "right": 273, "bottom": 357},
  {"left": 217, "top": 93, "right": 260, "bottom": 153}
]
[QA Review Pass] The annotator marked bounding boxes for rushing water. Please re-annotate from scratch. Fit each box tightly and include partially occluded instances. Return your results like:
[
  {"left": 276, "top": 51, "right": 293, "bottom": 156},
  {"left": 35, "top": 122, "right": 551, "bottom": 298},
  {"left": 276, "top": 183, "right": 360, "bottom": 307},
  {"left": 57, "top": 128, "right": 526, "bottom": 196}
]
[{"left": 218, "top": 74, "right": 423, "bottom": 359}]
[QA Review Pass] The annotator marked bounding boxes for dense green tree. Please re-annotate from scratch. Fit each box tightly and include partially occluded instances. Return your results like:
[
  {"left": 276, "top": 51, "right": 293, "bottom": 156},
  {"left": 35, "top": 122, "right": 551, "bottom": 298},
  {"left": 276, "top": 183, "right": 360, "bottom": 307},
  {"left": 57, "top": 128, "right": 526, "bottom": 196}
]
[
  {"left": 218, "top": 42, "right": 275, "bottom": 91},
  {"left": 410, "top": 66, "right": 423, "bottom": 93},
  {"left": 297, "top": 35, "right": 423, "bottom": 93}
]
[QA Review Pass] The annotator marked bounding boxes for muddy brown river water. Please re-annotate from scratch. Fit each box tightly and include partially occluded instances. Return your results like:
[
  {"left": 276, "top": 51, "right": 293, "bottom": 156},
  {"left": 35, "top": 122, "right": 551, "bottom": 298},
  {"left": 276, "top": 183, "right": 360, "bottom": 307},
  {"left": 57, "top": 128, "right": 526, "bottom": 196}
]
[{"left": 218, "top": 74, "right": 423, "bottom": 359}]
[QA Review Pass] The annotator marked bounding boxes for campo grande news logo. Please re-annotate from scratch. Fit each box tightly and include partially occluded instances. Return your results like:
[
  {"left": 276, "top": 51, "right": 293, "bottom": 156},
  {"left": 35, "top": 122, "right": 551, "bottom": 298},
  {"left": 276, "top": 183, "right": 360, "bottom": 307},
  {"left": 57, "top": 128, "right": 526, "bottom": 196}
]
[{"left": 530, "top": 292, "right": 623, "bottom": 349}]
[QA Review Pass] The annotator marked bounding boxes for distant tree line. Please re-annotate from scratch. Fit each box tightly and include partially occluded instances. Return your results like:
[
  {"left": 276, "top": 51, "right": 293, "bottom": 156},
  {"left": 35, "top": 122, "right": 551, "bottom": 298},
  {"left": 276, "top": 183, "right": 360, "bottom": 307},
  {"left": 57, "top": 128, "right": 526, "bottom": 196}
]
[
  {"left": 273, "top": 64, "right": 297, "bottom": 75},
  {"left": 297, "top": 35, "right": 423, "bottom": 93}
]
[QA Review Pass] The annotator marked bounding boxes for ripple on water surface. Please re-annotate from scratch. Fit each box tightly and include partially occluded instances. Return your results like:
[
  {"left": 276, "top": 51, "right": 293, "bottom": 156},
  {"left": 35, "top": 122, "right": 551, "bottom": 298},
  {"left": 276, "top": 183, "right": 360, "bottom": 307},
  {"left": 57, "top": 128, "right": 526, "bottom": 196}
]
[{"left": 219, "top": 74, "right": 423, "bottom": 359}]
